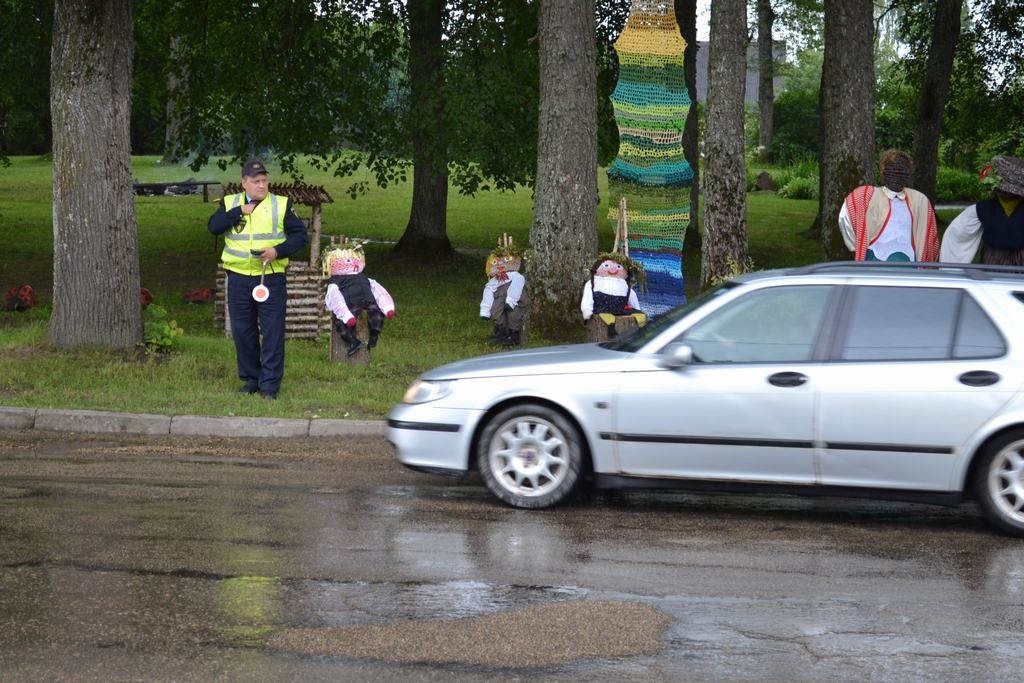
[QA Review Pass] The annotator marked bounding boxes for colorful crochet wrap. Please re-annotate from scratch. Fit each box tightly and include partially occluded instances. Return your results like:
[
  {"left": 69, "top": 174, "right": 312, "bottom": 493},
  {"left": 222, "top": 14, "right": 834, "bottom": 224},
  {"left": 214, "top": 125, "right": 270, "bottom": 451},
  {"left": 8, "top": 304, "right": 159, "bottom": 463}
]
[{"left": 607, "top": 3, "right": 693, "bottom": 315}]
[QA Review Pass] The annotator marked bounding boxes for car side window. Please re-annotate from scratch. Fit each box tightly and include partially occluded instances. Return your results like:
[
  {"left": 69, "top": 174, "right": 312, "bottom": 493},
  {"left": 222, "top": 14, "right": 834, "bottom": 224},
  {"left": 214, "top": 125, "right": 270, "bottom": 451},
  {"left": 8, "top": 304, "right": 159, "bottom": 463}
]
[
  {"left": 679, "top": 285, "right": 833, "bottom": 363},
  {"left": 840, "top": 286, "right": 1004, "bottom": 361}
]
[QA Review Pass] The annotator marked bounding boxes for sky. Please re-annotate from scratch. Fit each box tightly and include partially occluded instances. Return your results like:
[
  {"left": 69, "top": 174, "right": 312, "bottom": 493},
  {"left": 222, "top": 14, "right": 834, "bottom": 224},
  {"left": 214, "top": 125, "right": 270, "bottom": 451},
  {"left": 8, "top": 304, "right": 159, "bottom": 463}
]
[{"left": 696, "top": 0, "right": 711, "bottom": 41}]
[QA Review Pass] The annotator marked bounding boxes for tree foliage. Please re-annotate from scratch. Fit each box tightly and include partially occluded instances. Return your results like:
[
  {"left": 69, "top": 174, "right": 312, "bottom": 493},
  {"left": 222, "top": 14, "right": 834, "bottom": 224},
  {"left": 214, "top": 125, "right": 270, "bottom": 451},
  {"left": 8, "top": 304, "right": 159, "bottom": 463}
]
[
  {"left": 770, "top": 49, "right": 822, "bottom": 163},
  {"left": 0, "top": 0, "right": 53, "bottom": 160},
  {"left": 874, "top": 0, "right": 1023, "bottom": 171}
]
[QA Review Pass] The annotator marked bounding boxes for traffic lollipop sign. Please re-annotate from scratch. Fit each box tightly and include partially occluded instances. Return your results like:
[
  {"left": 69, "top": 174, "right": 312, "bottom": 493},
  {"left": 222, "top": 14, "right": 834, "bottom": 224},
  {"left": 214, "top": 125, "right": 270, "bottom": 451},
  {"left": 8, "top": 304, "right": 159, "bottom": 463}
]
[{"left": 252, "top": 260, "right": 270, "bottom": 302}]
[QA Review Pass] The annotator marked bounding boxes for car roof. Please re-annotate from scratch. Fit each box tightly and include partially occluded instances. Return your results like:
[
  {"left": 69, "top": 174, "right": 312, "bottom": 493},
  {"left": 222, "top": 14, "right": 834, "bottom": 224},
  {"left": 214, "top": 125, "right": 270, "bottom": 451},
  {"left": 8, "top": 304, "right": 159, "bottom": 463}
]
[{"left": 731, "top": 262, "right": 1024, "bottom": 287}]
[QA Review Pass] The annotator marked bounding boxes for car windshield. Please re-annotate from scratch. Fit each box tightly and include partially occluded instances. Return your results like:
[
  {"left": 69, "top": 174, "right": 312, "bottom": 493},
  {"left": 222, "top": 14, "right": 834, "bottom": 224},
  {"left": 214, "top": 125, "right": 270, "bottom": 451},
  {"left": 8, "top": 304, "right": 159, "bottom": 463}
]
[{"left": 601, "top": 282, "right": 740, "bottom": 352}]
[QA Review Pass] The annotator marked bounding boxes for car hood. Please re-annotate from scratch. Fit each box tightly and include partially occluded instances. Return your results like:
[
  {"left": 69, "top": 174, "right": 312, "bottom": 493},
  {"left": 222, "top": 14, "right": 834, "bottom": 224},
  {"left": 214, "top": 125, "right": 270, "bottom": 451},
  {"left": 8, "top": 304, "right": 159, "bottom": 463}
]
[{"left": 421, "top": 343, "right": 640, "bottom": 380}]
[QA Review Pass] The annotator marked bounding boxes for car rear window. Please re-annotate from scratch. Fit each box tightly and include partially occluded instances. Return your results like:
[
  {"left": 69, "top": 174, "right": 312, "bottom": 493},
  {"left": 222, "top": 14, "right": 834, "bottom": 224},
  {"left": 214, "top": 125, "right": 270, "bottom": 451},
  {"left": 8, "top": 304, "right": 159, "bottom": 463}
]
[
  {"left": 954, "top": 295, "right": 1005, "bottom": 358},
  {"left": 840, "top": 286, "right": 1004, "bottom": 361}
]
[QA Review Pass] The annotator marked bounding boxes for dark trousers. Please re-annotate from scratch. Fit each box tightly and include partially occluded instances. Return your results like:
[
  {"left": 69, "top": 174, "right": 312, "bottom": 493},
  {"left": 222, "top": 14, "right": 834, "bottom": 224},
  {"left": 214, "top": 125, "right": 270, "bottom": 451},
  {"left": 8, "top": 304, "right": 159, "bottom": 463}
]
[
  {"left": 226, "top": 271, "right": 287, "bottom": 394},
  {"left": 489, "top": 283, "right": 529, "bottom": 330}
]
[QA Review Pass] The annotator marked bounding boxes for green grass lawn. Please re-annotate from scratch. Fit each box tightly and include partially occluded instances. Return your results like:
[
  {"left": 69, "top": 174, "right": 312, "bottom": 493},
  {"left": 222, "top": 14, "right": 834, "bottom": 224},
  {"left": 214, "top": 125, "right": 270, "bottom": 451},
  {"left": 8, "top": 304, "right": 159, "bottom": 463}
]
[{"left": 1, "top": 155, "right": 916, "bottom": 419}]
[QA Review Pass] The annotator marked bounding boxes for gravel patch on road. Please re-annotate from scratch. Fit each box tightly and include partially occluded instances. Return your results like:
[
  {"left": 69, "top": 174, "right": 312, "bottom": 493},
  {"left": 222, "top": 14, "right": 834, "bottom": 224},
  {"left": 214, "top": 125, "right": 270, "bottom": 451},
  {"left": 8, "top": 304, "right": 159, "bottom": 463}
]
[{"left": 268, "top": 599, "right": 672, "bottom": 667}]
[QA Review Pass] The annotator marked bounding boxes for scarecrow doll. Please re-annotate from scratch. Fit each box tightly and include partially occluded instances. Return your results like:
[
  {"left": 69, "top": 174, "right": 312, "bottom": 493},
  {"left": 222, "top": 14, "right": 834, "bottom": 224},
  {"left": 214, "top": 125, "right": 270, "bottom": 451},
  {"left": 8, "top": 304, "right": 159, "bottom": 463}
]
[
  {"left": 479, "top": 237, "right": 529, "bottom": 346},
  {"left": 581, "top": 252, "right": 646, "bottom": 330},
  {"left": 323, "top": 244, "right": 395, "bottom": 356}
]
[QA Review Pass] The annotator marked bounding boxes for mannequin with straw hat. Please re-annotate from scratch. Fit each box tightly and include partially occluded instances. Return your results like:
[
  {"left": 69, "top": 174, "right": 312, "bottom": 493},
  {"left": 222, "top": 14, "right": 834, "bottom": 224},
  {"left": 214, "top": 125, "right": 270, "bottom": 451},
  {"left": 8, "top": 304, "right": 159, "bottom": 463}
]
[{"left": 479, "top": 234, "right": 529, "bottom": 346}]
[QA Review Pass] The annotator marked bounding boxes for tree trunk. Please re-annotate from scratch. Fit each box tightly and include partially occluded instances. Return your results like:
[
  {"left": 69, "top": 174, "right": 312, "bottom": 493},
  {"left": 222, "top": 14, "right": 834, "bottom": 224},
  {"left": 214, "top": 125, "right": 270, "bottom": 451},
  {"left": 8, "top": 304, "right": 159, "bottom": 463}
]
[
  {"left": 529, "top": 0, "right": 597, "bottom": 339},
  {"left": 162, "top": 34, "right": 188, "bottom": 164},
  {"left": 50, "top": 0, "right": 141, "bottom": 350},
  {"left": 0, "top": 103, "right": 7, "bottom": 158},
  {"left": 701, "top": 0, "right": 748, "bottom": 288},
  {"left": 677, "top": 0, "right": 701, "bottom": 250},
  {"left": 911, "top": 0, "right": 963, "bottom": 203},
  {"left": 756, "top": 0, "right": 775, "bottom": 162},
  {"left": 819, "top": 0, "right": 874, "bottom": 261},
  {"left": 394, "top": 0, "right": 453, "bottom": 257}
]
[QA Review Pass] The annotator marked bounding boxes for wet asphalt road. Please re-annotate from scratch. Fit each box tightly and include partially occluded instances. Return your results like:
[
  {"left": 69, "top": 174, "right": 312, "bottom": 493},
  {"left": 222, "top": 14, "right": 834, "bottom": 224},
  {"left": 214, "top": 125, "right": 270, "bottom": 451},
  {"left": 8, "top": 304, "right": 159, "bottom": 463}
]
[{"left": 0, "top": 429, "right": 1022, "bottom": 682}]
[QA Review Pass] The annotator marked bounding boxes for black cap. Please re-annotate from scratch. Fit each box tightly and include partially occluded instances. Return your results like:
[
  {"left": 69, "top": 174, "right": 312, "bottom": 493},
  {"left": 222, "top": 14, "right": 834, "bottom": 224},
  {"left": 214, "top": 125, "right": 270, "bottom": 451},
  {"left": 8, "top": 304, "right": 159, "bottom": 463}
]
[{"left": 242, "top": 158, "right": 269, "bottom": 177}]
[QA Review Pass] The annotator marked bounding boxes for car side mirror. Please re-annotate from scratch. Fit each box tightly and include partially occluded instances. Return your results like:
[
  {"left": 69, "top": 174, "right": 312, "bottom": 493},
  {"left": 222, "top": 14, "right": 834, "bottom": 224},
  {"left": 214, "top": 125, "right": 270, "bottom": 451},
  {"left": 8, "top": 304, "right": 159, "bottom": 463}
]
[{"left": 658, "top": 342, "right": 694, "bottom": 369}]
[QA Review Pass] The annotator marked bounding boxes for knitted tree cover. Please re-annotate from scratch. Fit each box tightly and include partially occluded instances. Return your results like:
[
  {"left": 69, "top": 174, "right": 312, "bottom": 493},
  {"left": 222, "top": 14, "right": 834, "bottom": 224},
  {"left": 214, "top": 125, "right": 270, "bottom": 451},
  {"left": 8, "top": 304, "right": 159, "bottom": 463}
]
[{"left": 607, "top": 1, "right": 693, "bottom": 315}]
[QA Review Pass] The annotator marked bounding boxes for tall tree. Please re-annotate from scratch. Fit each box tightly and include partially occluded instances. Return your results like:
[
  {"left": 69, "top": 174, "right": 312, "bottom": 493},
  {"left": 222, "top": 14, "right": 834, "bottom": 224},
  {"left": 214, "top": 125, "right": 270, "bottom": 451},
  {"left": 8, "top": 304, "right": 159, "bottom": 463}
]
[
  {"left": 530, "top": 0, "right": 598, "bottom": 337},
  {"left": 50, "top": 0, "right": 141, "bottom": 350},
  {"left": 819, "top": 0, "right": 874, "bottom": 260},
  {"left": 756, "top": 0, "right": 776, "bottom": 161},
  {"left": 676, "top": 0, "right": 701, "bottom": 250},
  {"left": 395, "top": 0, "right": 452, "bottom": 256},
  {"left": 162, "top": 34, "right": 189, "bottom": 163},
  {"left": 701, "top": 0, "right": 748, "bottom": 287},
  {"left": 910, "top": 0, "right": 963, "bottom": 201}
]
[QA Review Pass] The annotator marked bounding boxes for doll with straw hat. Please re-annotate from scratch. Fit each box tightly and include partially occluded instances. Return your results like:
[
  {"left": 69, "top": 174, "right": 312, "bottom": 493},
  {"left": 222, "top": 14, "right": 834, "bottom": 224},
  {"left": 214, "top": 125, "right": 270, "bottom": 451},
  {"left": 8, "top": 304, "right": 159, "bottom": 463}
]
[
  {"left": 479, "top": 234, "right": 529, "bottom": 346},
  {"left": 322, "top": 242, "right": 395, "bottom": 356}
]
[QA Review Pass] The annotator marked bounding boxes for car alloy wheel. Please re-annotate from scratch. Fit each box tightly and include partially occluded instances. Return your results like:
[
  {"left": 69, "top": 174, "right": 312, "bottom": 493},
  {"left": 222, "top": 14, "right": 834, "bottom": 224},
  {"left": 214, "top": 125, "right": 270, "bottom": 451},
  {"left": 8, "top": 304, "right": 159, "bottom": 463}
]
[
  {"left": 476, "top": 404, "right": 583, "bottom": 509},
  {"left": 975, "top": 432, "right": 1024, "bottom": 537}
]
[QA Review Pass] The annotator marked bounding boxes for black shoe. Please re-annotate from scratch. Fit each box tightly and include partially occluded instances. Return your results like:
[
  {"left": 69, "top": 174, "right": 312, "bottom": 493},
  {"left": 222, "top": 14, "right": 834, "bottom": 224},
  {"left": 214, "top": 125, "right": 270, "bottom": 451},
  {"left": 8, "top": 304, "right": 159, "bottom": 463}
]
[
  {"left": 346, "top": 339, "right": 364, "bottom": 356},
  {"left": 501, "top": 330, "right": 521, "bottom": 346},
  {"left": 238, "top": 384, "right": 259, "bottom": 395},
  {"left": 261, "top": 391, "right": 278, "bottom": 400},
  {"left": 368, "top": 330, "right": 380, "bottom": 348}
]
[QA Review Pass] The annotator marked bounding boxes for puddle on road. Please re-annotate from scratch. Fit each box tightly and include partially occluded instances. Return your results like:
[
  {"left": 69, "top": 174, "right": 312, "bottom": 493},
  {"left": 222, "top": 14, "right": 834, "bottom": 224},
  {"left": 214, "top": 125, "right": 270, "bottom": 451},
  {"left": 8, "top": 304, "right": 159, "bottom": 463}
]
[{"left": 268, "top": 599, "right": 672, "bottom": 667}]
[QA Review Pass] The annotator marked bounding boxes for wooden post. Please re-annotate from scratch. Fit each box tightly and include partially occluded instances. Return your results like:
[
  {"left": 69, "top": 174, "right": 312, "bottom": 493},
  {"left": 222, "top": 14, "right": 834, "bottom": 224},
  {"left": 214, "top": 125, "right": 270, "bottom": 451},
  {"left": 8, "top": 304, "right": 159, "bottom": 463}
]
[
  {"left": 309, "top": 203, "right": 322, "bottom": 268},
  {"left": 586, "top": 314, "right": 641, "bottom": 342},
  {"left": 615, "top": 196, "right": 629, "bottom": 257},
  {"left": 329, "top": 311, "right": 370, "bottom": 364}
]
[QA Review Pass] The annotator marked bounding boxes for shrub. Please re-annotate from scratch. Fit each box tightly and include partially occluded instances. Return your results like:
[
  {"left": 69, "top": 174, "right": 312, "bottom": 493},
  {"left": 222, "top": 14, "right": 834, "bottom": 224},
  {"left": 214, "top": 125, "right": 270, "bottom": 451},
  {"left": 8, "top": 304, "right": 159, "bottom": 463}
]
[
  {"left": 779, "top": 176, "right": 819, "bottom": 200},
  {"left": 935, "top": 167, "right": 987, "bottom": 203},
  {"left": 770, "top": 92, "right": 820, "bottom": 164},
  {"left": 143, "top": 304, "right": 184, "bottom": 354}
]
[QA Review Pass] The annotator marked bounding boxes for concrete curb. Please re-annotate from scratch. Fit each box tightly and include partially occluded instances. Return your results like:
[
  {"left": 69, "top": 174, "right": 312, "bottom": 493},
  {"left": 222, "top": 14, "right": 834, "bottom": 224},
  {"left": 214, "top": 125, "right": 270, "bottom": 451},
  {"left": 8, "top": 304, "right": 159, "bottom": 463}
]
[{"left": 0, "top": 406, "right": 387, "bottom": 438}]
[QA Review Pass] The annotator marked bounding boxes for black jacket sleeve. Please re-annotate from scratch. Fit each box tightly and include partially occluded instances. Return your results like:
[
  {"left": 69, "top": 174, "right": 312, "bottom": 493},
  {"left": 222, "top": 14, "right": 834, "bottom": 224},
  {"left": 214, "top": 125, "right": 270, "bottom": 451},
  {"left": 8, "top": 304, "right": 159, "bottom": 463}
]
[{"left": 208, "top": 200, "right": 243, "bottom": 235}]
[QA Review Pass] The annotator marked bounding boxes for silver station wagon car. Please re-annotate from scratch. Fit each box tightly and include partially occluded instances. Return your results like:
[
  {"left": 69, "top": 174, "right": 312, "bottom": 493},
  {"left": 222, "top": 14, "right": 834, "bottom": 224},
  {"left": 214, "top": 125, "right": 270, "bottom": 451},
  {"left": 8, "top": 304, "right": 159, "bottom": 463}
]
[{"left": 389, "top": 262, "right": 1024, "bottom": 537}]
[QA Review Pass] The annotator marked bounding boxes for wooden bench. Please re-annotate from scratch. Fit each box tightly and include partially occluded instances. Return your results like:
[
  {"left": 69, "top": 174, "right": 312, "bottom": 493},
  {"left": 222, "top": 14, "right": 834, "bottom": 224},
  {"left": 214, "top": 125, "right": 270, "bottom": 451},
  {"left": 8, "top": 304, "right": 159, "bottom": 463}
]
[{"left": 133, "top": 179, "right": 222, "bottom": 202}]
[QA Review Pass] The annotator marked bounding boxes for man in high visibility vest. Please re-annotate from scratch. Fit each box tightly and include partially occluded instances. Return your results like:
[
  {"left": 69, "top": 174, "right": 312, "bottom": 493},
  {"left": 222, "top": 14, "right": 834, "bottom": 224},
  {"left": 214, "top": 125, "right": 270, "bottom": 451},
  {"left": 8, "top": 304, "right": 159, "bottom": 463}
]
[{"left": 208, "top": 159, "right": 308, "bottom": 399}]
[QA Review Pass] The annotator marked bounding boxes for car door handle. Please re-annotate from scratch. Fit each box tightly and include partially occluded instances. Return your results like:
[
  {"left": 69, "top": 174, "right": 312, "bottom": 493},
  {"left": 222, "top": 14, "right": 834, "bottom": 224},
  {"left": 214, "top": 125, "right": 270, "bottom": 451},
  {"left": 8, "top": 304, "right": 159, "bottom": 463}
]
[
  {"left": 958, "top": 370, "right": 1000, "bottom": 387},
  {"left": 768, "top": 372, "right": 808, "bottom": 387}
]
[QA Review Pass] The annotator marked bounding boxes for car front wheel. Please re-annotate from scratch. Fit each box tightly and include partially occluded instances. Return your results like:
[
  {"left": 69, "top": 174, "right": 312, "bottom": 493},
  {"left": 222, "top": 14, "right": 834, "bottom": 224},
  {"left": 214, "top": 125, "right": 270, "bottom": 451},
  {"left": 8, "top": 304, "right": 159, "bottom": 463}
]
[
  {"left": 974, "top": 432, "right": 1024, "bottom": 537},
  {"left": 476, "top": 404, "right": 583, "bottom": 509}
]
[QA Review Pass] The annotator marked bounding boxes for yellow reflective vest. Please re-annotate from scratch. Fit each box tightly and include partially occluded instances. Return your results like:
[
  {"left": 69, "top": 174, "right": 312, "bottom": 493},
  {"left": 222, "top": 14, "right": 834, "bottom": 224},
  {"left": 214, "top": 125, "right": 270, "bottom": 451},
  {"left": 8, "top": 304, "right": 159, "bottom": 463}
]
[{"left": 220, "top": 192, "right": 290, "bottom": 275}]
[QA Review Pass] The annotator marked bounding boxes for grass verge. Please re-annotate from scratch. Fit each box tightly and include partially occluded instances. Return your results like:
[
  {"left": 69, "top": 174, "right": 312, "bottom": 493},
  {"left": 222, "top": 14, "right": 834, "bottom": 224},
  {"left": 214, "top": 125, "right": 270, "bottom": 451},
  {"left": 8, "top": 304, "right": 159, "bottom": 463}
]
[{"left": 0, "top": 156, "right": 962, "bottom": 419}]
